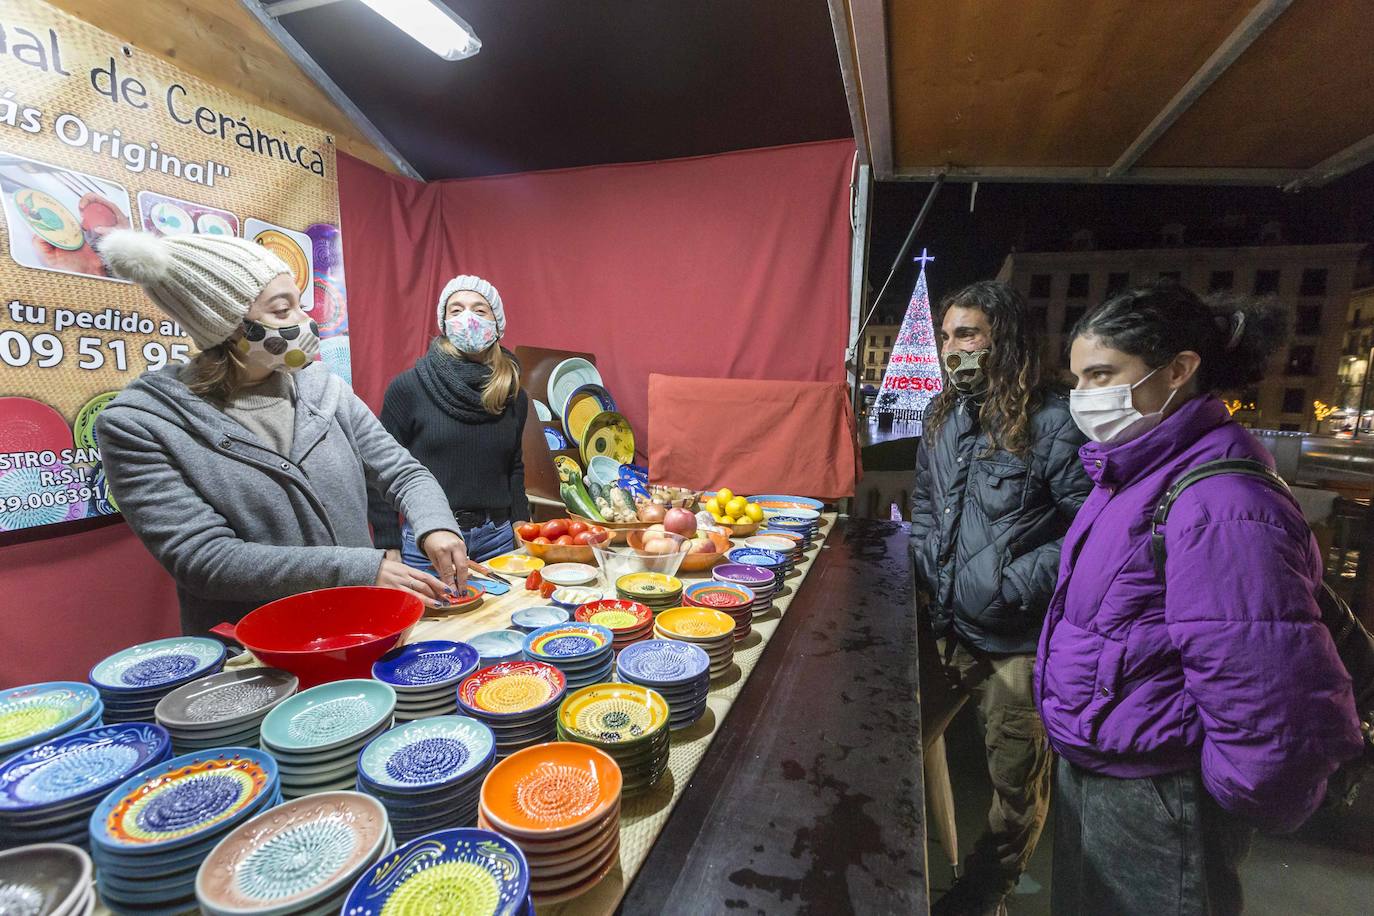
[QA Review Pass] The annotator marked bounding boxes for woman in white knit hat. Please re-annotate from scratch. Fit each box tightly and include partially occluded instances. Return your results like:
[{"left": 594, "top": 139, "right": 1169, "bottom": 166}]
[
  {"left": 366, "top": 275, "right": 528, "bottom": 569},
  {"left": 94, "top": 230, "right": 467, "bottom": 636}
]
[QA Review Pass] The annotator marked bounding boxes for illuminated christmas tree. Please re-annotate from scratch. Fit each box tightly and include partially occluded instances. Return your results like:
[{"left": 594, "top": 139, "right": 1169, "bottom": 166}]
[{"left": 876, "top": 250, "right": 943, "bottom": 425}]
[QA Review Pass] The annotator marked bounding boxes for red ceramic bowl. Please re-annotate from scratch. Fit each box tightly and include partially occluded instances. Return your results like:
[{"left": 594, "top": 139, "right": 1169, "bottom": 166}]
[{"left": 210, "top": 587, "right": 423, "bottom": 688}]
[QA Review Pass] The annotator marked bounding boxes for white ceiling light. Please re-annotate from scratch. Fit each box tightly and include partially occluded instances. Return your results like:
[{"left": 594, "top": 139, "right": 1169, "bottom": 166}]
[{"left": 356, "top": 0, "right": 481, "bottom": 61}]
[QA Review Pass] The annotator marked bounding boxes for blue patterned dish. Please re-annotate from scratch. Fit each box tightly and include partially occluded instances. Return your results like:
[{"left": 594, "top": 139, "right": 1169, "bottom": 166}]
[
  {"left": 90, "top": 637, "right": 227, "bottom": 694},
  {"left": 260, "top": 680, "right": 396, "bottom": 755},
  {"left": 467, "top": 630, "right": 527, "bottom": 665},
  {"left": 522, "top": 623, "right": 614, "bottom": 664},
  {"left": 616, "top": 639, "right": 711, "bottom": 687},
  {"left": 342, "top": 828, "right": 529, "bottom": 916},
  {"left": 0, "top": 722, "right": 170, "bottom": 813},
  {"left": 724, "top": 547, "right": 787, "bottom": 569},
  {"left": 511, "top": 606, "right": 571, "bottom": 633},
  {"left": 0, "top": 681, "right": 102, "bottom": 757},
  {"left": 358, "top": 716, "right": 495, "bottom": 794},
  {"left": 372, "top": 641, "right": 480, "bottom": 691}
]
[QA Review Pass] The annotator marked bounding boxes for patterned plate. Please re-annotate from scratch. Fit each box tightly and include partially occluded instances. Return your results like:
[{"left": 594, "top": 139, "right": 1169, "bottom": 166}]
[
  {"left": 457, "top": 662, "right": 566, "bottom": 720},
  {"left": 90, "top": 749, "right": 278, "bottom": 853},
  {"left": 511, "top": 607, "right": 571, "bottom": 633},
  {"left": 654, "top": 608, "right": 736, "bottom": 641},
  {"left": 154, "top": 668, "right": 298, "bottom": 732},
  {"left": 0, "top": 723, "right": 170, "bottom": 812},
  {"left": 558, "top": 684, "right": 668, "bottom": 747},
  {"left": 359, "top": 716, "right": 496, "bottom": 793},
  {"left": 573, "top": 601, "right": 652, "bottom": 633},
  {"left": 0, "top": 682, "right": 101, "bottom": 757},
  {"left": 615, "top": 572, "right": 683, "bottom": 598},
  {"left": 0, "top": 844, "right": 92, "bottom": 916},
  {"left": 522, "top": 624, "right": 613, "bottom": 663},
  {"left": 745, "top": 494, "right": 824, "bottom": 513},
  {"left": 89, "top": 638, "right": 227, "bottom": 694},
  {"left": 479, "top": 743, "right": 622, "bottom": 837},
  {"left": 723, "top": 547, "right": 787, "bottom": 570},
  {"left": 683, "top": 582, "right": 754, "bottom": 610},
  {"left": 762, "top": 514, "right": 819, "bottom": 531},
  {"left": 260, "top": 680, "right": 396, "bottom": 754},
  {"left": 342, "top": 828, "right": 529, "bottom": 916},
  {"left": 711, "top": 563, "right": 776, "bottom": 588},
  {"left": 467, "top": 630, "right": 528, "bottom": 663},
  {"left": 539, "top": 563, "right": 598, "bottom": 588},
  {"left": 615, "top": 639, "right": 710, "bottom": 687},
  {"left": 372, "top": 641, "right": 480, "bottom": 690}
]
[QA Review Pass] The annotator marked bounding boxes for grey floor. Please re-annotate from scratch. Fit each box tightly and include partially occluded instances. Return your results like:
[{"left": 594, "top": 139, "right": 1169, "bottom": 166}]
[{"left": 927, "top": 704, "right": 1374, "bottom": 915}]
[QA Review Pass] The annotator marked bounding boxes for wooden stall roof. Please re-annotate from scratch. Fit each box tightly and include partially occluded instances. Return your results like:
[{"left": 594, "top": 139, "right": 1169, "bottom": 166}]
[{"left": 833, "top": 0, "right": 1374, "bottom": 187}]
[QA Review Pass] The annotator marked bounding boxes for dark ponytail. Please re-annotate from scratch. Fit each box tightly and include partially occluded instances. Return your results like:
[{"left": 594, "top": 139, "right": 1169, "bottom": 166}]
[{"left": 1071, "top": 281, "right": 1289, "bottom": 392}]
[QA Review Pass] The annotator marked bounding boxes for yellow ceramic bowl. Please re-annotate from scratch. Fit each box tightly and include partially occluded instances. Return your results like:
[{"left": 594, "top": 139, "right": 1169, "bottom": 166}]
[
  {"left": 486, "top": 553, "right": 546, "bottom": 577},
  {"left": 615, "top": 572, "right": 683, "bottom": 598},
  {"left": 654, "top": 607, "right": 735, "bottom": 641},
  {"left": 558, "top": 683, "right": 669, "bottom": 747}
]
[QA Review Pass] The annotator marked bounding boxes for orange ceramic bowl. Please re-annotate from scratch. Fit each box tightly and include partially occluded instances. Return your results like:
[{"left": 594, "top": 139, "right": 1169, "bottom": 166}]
[
  {"left": 480, "top": 742, "right": 622, "bottom": 838},
  {"left": 674, "top": 531, "right": 732, "bottom": 573}
]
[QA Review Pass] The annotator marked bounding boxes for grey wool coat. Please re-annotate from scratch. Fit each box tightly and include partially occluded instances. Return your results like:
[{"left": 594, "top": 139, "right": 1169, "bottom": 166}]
[{"left": 96, "top": 363, "right": 458, "bottom": 636}]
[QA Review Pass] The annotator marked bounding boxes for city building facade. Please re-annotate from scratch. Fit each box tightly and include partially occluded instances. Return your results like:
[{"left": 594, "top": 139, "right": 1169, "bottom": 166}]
[{"left": 860, "top": 322, "right": 901, "bottom": 385}]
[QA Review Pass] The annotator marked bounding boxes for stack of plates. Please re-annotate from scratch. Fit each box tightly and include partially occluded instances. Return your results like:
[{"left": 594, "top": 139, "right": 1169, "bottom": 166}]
[
  {"left": 259, "top": 681, "right": 395, "bottom": 799},
  {"left": 522, "top": 623, "right": 615, "bottom": 690},
  {"left": 478, "top": 743, "right": 623, "bottom": 906},
  {"left": 196, "top": 791, "right": 392, "bottom": 916},
  {"left": 724, "top": 547, "right": 788, "bottom": 593},
  {"left": 456, "top": 661, "right": 567, "bottom": 759},
  {"left": 467, "top": 630, "right": 527, "bottom": 667},
  {"left": 356, "top": 716, "right": 496, "bottom": 844},
  {"left": 748, "top": 494, "right": 825, "bottom": 514},
  {"left": 683, "top": 582, "right": 755, "bottom": 641},
  {"left": 511, "top": 606, "right": 571, "bottom": 633},
  {"left": 0, "top": 682, "right": 102, "bottom": 760},
  {"left": 713, "top": 563, "right": 778, "bottom": 617},
  {"left": 556, "top": 684, "right": 670, "bottom": 796},
  {"left": 762, "top": 511, "right": 821, "bottom": 549},
  {"left": 371, "top": 641, "right": 478, "bottom": 722},
  {"left": 0, "top": 724, "right": 171, "bottom": 850},
  {"left": 155, "top": 668, "right": 297, "bottom": 754},
  {"left": 744, "top": 534, "right": 802, "bottom": 575},
  {"left": 574, "top": 600, "right": 654, "bottom": 650},
  {"left": 89, "top": 637, "right": 227, "bottom": 724},
  {"left": 89, "top": 748, "right": 282, "bottom": 914},
  {"left": 616, "top": 639, "right": 711, "bottom": 730},
  {"left": 615, "top": 572, "right": 683, "bottom": 611},
  {"left": 343, "top": 828, "right": 532, "bottom": 916},
  {"left": 0, "top": 843, "right": 95, "bottom": 916},
  {"left": 654, "top": 608, "right": 736, "bottom": 678}
]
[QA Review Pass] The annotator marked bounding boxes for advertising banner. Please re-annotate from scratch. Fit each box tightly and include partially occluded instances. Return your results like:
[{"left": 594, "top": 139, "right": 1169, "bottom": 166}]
[{"left": 0, "top": 0, "right": 350, "bottom": 533}]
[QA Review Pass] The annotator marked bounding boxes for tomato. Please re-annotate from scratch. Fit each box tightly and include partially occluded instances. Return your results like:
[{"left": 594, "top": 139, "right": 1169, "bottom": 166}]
[
  {"left": 574, "top": 531, "right": 599, "bottom": 545},
  {"left": 526, "top": 569, "right": 543, "bottom": 591},
  {"left": 541, "top": 519, "right": 570, "bottom": 540},
  {"left": 586, "top": 527, "right": 610, "bottom": 543},
  {"left": 568, "top": 521, "right": 589, "bottom": 537},
  {"left": 517, "top": 523, "right": 541, "bottom": 541},
  {"left": 540, "top": 581, "right": 557, "bottom": 599},
  {"left": 555, "top": 535, "right": 575, "bottom": 545},
  {"left": 532, "top": 536, "right": 551, "bottom": 545}
]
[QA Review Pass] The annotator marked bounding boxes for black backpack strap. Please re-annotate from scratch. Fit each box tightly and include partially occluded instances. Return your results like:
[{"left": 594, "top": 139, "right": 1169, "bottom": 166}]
[{"left": 1150, "top": 459, "right": 1292, "bottom": 578}]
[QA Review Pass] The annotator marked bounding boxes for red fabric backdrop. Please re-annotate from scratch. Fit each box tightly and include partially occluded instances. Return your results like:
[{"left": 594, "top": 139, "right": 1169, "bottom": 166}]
[{"left": 339, "top": 140, "right": 857, "bottom": 452}]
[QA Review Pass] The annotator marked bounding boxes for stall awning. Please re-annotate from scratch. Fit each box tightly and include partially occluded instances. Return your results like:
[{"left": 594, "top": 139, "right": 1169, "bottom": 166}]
[{"left": 832, "top": 0, "right": 1374, "bottom": 187}]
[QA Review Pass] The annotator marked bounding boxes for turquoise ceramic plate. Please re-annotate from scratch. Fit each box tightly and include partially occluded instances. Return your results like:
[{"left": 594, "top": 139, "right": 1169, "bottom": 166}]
[
  {"left": 259, "top": 680, "right": 396, "bottom": 754},
  {"left": 89, "top": 638, "right": 226, "bottom": 694}
]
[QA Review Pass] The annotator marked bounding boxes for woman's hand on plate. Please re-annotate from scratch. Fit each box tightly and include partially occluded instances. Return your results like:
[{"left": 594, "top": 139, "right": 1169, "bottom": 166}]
[
  {"left": 421, "top": 530, "right": 469, "bottom": 592},
  {"left": 374, "top": 556, "right": 448, "bottom": 605}
]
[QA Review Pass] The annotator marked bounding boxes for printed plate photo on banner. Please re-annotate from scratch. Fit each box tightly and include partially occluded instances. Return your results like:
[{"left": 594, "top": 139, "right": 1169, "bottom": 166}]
[
  {"left": 0, "top": 148, "right": 132, "bottom": 282},
  {"left": 245, "top": 217, "right": 314, "bottom": 312},
  {"left": 137, "top": 190, "right": 239, "bottom": 239},
  {"left": 0, "top": 0, "right": 349, "bottom": 534}
]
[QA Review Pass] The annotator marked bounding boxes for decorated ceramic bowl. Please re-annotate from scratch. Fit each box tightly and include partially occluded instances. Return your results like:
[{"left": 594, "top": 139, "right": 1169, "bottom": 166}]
[
  {"left": 89, "top": 637, "right": 227, "bottom": 694},
  {"left": 259, "top": 680, "right": 396, "bottom": 755},
  {"left": 0, "top": 682, "right": 101, "bottom": 757},
  {"left": 0, "top": 843, "right": 93, "bottom": 916},
  {"left": 522, "top": 624, "right": 613, "bottom": 664},
  {"left": 479, "top": 743, "right": 622, "bottom": 839},
  {"left": 0, "top": 723, "right": 171, "bottom": 813},
  {"left": 467, "top": 630, "right": 528, "bottom": 665},
  {"left": 573, "top": 600, "right": 652, "bottom": 633},
  {"left": 511, "top": 606, "right": 571, "bottom": 633},
  {"left": 557, "top": 684, "right": 669, "bottom": 747},
  {"left": 155, "top": 668, "right": 298, "bottom": 732},
  {"left": 653, "top": 608, "right": 736, "bottom": 642},
  {"left": 682, "top": 582, "right": 754, "bottom": 610},
  {"left": 457, "top": 662, "right": 566, "bottom": 720},
  {"left": 358, "top": 716, "right": 496, "bottom": 794},
  {"left": 342, "top": 828, "right": 529, "bottom": 916},
  {"left": 615, "top": 639, "right": 711, "bottom": 688},
  {"left": 372, "top": 641, "right": 479, "bottom": 691},
  {"left": 745, "top": 494, "right": 824, "bottom": 513}
]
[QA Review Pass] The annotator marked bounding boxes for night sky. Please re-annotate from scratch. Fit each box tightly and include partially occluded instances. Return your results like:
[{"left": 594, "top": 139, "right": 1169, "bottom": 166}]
[{"left": 866, "top": 162, "right": 1374, "bottom": 322}]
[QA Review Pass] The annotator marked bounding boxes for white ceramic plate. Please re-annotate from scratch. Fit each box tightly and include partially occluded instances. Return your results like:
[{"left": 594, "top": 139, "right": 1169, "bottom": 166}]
[
  {"left": 540, "top": 563, "right": 599, "bottom": 587},
  {"left": 547, "top": 358, "right": 603, "bottom": 418}
]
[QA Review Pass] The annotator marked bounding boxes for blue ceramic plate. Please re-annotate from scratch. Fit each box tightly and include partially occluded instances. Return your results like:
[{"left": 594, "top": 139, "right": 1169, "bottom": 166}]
[
  {"left": 0, "top": 722, "right": 171, "bottom": 812},
  {"left": 511, "top": 606, "right": 571, "bottom": 632},
  {"left": 543, "top": 427, "right": 569, "bottom": 450},
  {"left": 467, "top": 630, "right": 527, "bottom": 664},
  {"left": 724, "top": 547, "right": 787, "bottom": 569},
  {"left": 762, "top": 515, "right": 819, "bottom": 531},
  {"left": 0, "top": 681, "right": 102, "bottom": 757},
  {"left": 372, "top": 641, "right": 480, "bottom": 691},
  {"left": 343, "top": 828, "right": 529, "bottom": 916},
  {"left": 358, "top": 716, "right": 495, "bottom": 794},
  {"left": 89, "top": 747, "right": 278, "bottom": 855},
  {"left": 89, "top": 638, "right": 227, "bottom": 694},
  {"left": 560, "top": 383, "right": 618, "bottom": 444},
  {"left": 617, "top": 639, "right": 710, "bottom": 687},
  {"left": 260, "top": 680, "right": 396, "bottom": 754},
  {"left": 522, "top": 623, "right": 614, "bottom": 664}
]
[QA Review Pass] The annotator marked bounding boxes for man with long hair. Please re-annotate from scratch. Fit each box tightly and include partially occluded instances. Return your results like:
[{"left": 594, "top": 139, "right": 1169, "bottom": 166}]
[{"left": 912, "top": 280, "right": 1090, "bottom": 915}]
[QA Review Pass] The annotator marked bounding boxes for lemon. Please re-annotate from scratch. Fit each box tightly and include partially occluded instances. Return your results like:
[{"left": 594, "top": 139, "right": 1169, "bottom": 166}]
[
  {"left": 705, "top": 497, "right": 722, "bottom": 516},
  {"left": 725, "top": 497, "right": 746, "bottom": 517},
  {"left": 717, "top": 488, "right": 735, "bottom": 506},
  {"left": 734, "top": 515, "right": 753, "bottom": 526},
  {"left": 745, "top": 503, "right": 764, "bottom": 522},
  {"left": 713, "top": 513, "right": 728, "bottom": 523}
]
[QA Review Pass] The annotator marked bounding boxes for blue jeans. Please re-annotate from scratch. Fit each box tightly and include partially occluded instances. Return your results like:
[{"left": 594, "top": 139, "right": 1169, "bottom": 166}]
[{"left": 400, "top": 518, "right": 517, "bottom": 575}]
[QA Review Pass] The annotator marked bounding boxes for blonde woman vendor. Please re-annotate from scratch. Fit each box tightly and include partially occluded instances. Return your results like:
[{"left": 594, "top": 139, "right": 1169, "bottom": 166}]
[
  {"left": 368, "top": 275, "right": 529, "bottom": 569},
  {"left": 95, "top": 230, "right": 468, "bottom": 636}
]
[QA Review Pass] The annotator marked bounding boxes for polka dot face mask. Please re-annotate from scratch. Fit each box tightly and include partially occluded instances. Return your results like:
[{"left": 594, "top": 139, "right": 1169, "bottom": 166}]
[{"left": 236, "top": 318, "right": 320, "bottom": 374}]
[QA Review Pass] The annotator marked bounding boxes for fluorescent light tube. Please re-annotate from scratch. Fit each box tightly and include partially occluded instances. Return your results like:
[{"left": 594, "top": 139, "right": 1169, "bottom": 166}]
[{"left": 356, "top": 0, "right": 481, "bottom": 61}]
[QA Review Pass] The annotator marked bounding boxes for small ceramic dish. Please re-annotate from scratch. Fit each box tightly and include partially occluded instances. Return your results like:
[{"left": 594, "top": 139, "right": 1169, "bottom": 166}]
[
  {"left": 466, "top": 629, "right": 528, "bottom": 665},
  {"left": 154, "top": 668, "right": 297, "bottom": 732},
  {"left": 358, "top": 716, "right": 496, "bottom": 794},
  {"left": 486, "top": 554, "right": 546, "bottom": 578},
  {"left": 479, "top": 743, "right": 622, "bottom": 838},
  {"left": 551, "top": 586, "right": 604, "bottom": 609},
  {"left": 259, "top": 680, "right": 396, "bottom": 755},
  {"left": 511, "top": 606, "right": 572, "bottom": 633},
  {"left": 371, "top": 641, "right": 479, "bottom": 691},
  {"left": 0, "top": 682, "right": 102, "bottom": 757},
  {"left": 457, "top": 661, "right": 566, "bottom": 720},
  {"left": 89, "top": 637, "right": 226, "bottom": 694},
  {"left": 342, "top": 828, "right": 530, "bottom": 916},
  {"left": 539, "top": 563, "right": 599, "bottom": 587}
]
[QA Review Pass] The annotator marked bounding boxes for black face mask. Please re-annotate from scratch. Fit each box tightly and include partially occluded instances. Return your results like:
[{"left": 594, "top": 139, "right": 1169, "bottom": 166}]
[{"left": 943, "top": 348, "right": 990, "bottom": 394}]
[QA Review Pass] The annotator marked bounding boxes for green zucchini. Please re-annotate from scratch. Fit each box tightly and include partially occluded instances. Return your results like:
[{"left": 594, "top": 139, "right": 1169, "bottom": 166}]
[{"left": 561, "top": 479, "right": 605, "bottom": 521}]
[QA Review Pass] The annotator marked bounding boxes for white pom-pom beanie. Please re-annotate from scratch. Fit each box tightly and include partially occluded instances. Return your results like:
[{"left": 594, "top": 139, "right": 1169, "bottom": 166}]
[
  {"left": 436, "top": 275, "right": 505, "bottom": 337},
  {"left": 98, "top": 230, "right": 292, "bottom": 349}
]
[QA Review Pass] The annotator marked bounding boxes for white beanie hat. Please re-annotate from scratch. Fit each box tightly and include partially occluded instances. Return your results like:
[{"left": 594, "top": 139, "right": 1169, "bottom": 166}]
[
  {"left": 98, "top": 230, "right": 292, "bottom": 349},
  {"left": 437, "top": 275, "right": 505, "bottom": 338}
]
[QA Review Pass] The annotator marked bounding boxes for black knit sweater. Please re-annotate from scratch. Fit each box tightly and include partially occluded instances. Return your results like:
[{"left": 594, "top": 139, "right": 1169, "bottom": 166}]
[{"left": 367, "top": 366, "right": 529, "bottom": 550}]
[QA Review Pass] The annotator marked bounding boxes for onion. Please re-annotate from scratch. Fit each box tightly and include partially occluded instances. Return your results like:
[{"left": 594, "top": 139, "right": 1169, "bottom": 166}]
[{"left": 638, "top": 503, "right": 667, "bottom": 524}]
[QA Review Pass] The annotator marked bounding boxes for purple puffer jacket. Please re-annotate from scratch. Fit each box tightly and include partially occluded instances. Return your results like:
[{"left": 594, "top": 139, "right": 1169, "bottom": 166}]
[{"left": 1035, "top": 395, "right": 1362, "bottom": 832}]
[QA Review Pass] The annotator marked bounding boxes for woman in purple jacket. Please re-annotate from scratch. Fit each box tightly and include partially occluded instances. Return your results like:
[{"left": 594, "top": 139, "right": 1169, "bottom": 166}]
[{"left": 1036, "top": 282, "right": 1362, "bottom": 915}]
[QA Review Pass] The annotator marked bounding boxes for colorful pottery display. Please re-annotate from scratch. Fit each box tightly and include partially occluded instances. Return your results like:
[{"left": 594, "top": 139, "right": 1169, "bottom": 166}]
[
  {"left": 539, "top": 563, "right": 598, "bottom": 588},
  {"left": 574, "top": 600, "right": 654, "bottom": 650},
  {"left": 745, "top": 494, "right": 825, "bottom": 514},
  {"left": 195, "top": 790, "right": 391, "bottom": 916},
  {"left": 456, "top": 662, "right": 566, "bottom": 760},
  {"left": 89, "top": 748, "right": 282, "bottom": 914},
  {"left": 372, "top": 640, "right": 478, "bottom": 723},
  {"left": 89, "top": 637, "right": 227, "bottom": 725},
  {"left": 155, "top": 668, "right": 298, "bottom": 755},
  {"left": 0, "top": 682, "right": 102, "bottom": 759},
  {"left": 713, "top": 563, "right": 780, "bottom": 617},
  {"left": 561, "top": 383, "right": 617, "bottom": 446},
  {"left": 0, "top": 843, "right": 94, "bottom": 916},
  {"left": 510, "top": 606, "right": 571, "bottom": 634},
  {"left": 556, "top": 684, "right": 670, "bottom": 797},
  {"left": 579, "top": 411, "right": 635, "bottom": 466},
  {"left": 341, "top": 828, "right": 530, "bottom": 916},
  {"left": 614, "top": 572, "right": 684, "bottom": 611},
  {"left": 356, "top": 716, "right": 496, "bottom": 843},
  {"left": 521, "top": 624, "right": 615, "bottom": 691},
  {"left": 724, "top": 546, "right": 788, "bottom": 592},
  {"left": 762, "top": 513, "right": 821, "bottom": 549},
  {"left": 546, "top": 358, "right": 603, "bottom": 419},
  {"left": 615, "top": 639, "right": 711, "bottom": 730},
  {"left": 744, "top": 535, "right": 802, "bottom": 575},
  {"left": 683, "top": 581, "right": 756, "bottom": 641},
  {"left": 653, "top": 608, "right": 737, "bottom": 678},
  {"left": 260, "top": 680, "right": 395, "bottom": 799},
  {"left": 467, "top": 630, "right": 528, "bottom": 667}
]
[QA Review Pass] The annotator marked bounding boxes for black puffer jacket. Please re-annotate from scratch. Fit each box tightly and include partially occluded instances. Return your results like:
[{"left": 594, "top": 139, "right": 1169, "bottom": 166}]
[{"left": 910, "top": 392, "right": 1090, "bottom": 654}]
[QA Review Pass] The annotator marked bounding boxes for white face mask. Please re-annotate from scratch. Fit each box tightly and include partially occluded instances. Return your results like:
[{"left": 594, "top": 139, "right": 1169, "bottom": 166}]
[{"left": 1069, "top": 367, "right": 1178, "bottom": 445}]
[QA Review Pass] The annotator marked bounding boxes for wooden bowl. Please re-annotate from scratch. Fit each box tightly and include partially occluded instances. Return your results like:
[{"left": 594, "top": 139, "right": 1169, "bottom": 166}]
[
  {"left": 716, "top": 520, "right": 761, "bottom": 538},
  {"left": 514, "top": 522, "right": 612, "bottom": 564},
  {"left": 677, "top": 531, "right": 732, "bottom": 572},
  {"left": 569, "top": 514, "right": 649, "bottom": 544}
]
